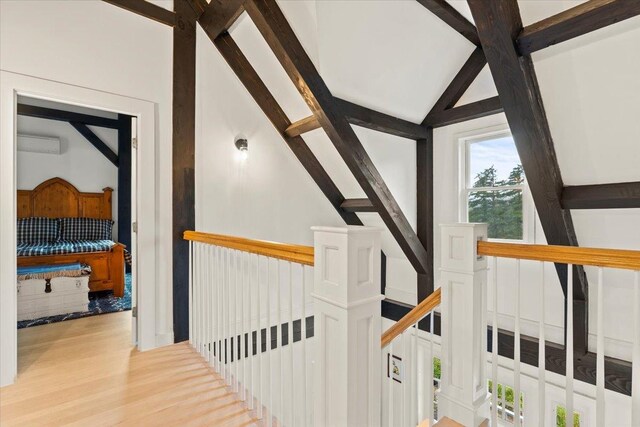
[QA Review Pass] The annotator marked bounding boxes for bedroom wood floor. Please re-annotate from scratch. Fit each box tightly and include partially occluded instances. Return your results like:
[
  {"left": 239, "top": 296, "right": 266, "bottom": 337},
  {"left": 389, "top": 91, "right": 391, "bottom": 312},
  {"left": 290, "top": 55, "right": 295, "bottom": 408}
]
[{"left": 0, "top": 311, "right": 257, "bottom": 426}]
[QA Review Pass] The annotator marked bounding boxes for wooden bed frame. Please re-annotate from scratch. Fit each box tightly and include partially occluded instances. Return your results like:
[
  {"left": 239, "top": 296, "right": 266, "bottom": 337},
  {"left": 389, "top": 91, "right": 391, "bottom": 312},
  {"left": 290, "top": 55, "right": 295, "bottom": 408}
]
[{"left": 17, "top": 177, "right": 125, "bottom": 297}]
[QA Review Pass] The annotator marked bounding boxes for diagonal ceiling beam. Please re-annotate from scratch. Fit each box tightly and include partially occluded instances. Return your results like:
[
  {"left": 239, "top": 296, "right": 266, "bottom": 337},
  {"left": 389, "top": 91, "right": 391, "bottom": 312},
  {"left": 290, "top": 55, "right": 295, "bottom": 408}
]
[
  {"left": 468, "top": 0, "right": 589, "bottom": 353},
  {"left": 69, "top": 122, "right": 119, "bottom": 167},
  {"left": 336, "top": 98, "right": 431, "bottom": 140},
  {"left": 424, "top": 47, "right": 487, "bottom": 118},
  {"left": 286, "top": 98, "right": 431, "bottom": 140},
  {"left": 244, "top": 0, "right": 431, "bottom": 275},
  {"left": 415, "top": 0, "right": 480, "bottom": 45},
  {"left": 102, "top": 0, "right": 176, "bottom": 26},
  {"left": 424, "top": 96, "right": 503, "bottom": 128},
  {"left": 198, "top": 0, "right": 246, "bottom": 40},
  {"left": 214, "top": 32, "right": 362, "bottom": 226},
  {"left": 518, "top": 0, "right": 640, "bottom": 55}
]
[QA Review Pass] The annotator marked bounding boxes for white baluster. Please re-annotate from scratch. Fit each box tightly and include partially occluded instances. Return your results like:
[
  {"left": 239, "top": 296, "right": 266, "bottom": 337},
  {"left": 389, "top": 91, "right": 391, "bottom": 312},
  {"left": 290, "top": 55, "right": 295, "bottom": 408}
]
[
  {"left": 566, "top": 265, "right": 574, "bottom": 427},
  {"left": 596, "top": 267, "right": 604, "bottom": 427},
  {"left": 241, "top": 251, "right": 246, "bottom": 401},
  {"left": 301, "top": 264, "right": 307, "bottom": 426},
  {"left": 402, "top": 330, "right": 407, "bottom": 427},
  {"left": 257, "top": 255, "right": 264, "bottom": 419},
  {"left": 224, "top": 249, "right": 231, "bottom": 385},
  {"left": 205, "top": 244, "right": 211, "bottom": 363},
  {"left": 267, "top": 258, "right": 273, "bottom": 427},
  {"left": 491, "top": 256, "right": 498, "bottom": 426},
  {"left": 249, "top": 253, "right": 255, "bottom": 411},
  {"left": 233, "top": 250, "right": 238, "bottom": 391},
  {"left": 632, "top": 270, "right": 640, "bottom": 426},
  {"left": 428, "top": 312, "right": 434, "bottom": 424},
  {"left": 289, "top": 262, "right": 294, "bottom": 426},
  {"left": 277, "top": 260, "right": 282, "bottom": 424},
  {"left": 210, "top": 246, "right": 215, "bottom": 367},
  {"left": 189, "top": 241, "right": 193, "bottom": 345},
  {"left": 538, "top": 261, "right": 546, "bottom": 426},
  {"left": 216, "top": 246, "right": 222, "bottom": 373},
  {"left": 514, "top": 259, "right": 521, "bottom": 427},
  {"left": 196, "top": 242, "right": 202, "bottom": 354},
  {"left": 248, "top": 254, "right": 253, "bottom": 410},
  {"left": 412, "top": 322, "right": 418, "bottom": 427},
  {"left": 388, "top": 341, "right": 394, "bottom": 427}
]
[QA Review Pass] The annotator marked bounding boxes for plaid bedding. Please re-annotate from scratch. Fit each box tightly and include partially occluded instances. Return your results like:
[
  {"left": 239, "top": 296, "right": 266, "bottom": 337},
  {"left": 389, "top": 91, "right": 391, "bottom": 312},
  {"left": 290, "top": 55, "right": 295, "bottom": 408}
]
[
  {"left": 60, "top": 218, "right": 114, "bottom": 241},
  {"left": 17, "top": 240, "right": 116, "bottom": 257},
  {"left": 17, "top": 217, "right": 60, "bottom": 244}
]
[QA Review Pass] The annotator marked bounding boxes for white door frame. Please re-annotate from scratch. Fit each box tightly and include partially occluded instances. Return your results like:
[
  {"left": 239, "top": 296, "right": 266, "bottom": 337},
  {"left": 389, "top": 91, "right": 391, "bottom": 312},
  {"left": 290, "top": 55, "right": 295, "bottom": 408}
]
[{"left": 0, "top": 71, "right": 159, "bottom": 386}]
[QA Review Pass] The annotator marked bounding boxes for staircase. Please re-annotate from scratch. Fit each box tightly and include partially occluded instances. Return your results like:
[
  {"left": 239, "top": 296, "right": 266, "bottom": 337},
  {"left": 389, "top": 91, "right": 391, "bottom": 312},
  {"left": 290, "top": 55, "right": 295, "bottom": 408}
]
[{"left": 185, "top": 224, "right": 640, "bottom": 426}]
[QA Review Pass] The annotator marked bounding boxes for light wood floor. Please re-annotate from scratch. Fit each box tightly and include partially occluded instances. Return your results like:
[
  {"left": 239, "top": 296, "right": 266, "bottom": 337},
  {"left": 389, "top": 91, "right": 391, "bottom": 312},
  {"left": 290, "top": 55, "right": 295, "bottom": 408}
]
[{"left": 0, "top": 312, "right": 257, "bottom": 426}]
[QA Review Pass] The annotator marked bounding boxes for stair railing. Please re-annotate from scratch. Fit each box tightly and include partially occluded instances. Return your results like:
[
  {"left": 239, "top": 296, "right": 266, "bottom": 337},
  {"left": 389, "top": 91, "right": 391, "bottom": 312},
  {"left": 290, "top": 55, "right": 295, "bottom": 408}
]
[
  {"left": 477, "top": 235, "right": 640, "bottom": 427},
  {"left": 184, "top": 230, "right": 315, "bottom": 426}
]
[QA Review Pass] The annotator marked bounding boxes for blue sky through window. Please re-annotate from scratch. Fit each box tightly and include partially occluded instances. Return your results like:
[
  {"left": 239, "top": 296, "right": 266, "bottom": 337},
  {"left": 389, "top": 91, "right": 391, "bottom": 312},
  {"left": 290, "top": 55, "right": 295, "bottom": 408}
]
[{"left": 469, "top": 136, "right": 521, "bottom": 185}]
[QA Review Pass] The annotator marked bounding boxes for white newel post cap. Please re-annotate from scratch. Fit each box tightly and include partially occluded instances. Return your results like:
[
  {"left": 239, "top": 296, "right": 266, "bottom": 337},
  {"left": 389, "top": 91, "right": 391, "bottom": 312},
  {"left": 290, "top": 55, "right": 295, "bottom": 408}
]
[
  {"left": 440, "top": 223, "right": 488, "bottom": 273},
  {"left": 311, "top": 226, "right": 383, "bottom": 307}
]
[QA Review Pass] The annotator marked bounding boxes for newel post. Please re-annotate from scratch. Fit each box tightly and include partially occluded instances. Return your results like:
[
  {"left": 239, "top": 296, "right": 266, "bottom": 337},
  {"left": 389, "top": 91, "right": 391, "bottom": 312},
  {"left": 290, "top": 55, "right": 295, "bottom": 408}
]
[
  {"left": 439, "top": 223, "right": 490, "bottom": 426},
  {"left": 311, "top": 226, "right": 383, "bottom": 427}
]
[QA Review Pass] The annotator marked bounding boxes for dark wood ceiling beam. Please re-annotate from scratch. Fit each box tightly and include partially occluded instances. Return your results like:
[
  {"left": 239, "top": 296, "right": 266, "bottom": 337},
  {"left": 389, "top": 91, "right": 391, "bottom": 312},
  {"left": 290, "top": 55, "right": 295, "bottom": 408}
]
[
  {"left": 214, "top": 32, "right": 362, "bottom": 226},
  {"left": 336, "top": 98, "right": 431, "bottom": 140},
  {"left": 415, "top": 0, "right": 480, "bottom": 45},
  {"left": 424, "top": 96, "right": 503, "bottom": 127},
  {"left": 341, "top": 198, "right": 376, "bottom": 213},
  {"left": 286, "top": 100, "right": 431, "bottom": 140},
  {"left": 424, "top": 47, "right": 487, "bottom": 119},
  {"left": 285, "top": 115, "right": 321, "bottom": 138},
  {"left": 518, "top": 0, "right": 640, "bottom": 55},
  {"left": 469, "top": 0, "right": 590, "bottom": 355},
  {"left": 198, "top": 0, "right": 246, "bottom": 41},
  {"left": 468, "top": 0, "right": 588, "bottom": 299},
  {"left": 102, "top": 0, "right": 176, "bottom": 26},
  {"left": 17, "top": 104, "right": 120, "bottom": 129},
  {"left": 69, "top": 122, "right": 119, "bottom": 167},
  {"left": 244, "top": 0, "right": 430, "bottom": 274},
  {"left": 562, "top": 181, "right": 640, "bottom": 209}
]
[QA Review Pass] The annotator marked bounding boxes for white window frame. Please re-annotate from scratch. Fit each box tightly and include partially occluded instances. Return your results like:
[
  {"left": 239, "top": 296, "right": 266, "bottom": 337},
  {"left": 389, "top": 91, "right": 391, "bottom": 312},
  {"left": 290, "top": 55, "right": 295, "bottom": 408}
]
[{"left": 457, "top": 125, "right": 535, "bottom": 243}]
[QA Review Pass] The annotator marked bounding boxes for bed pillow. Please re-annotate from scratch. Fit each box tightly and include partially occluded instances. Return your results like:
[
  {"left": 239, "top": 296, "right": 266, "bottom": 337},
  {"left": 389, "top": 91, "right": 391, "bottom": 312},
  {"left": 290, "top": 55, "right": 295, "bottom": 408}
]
[
  {"left": 59, "top": 218, "right": 114, "bottom": 241},
  {"left": 16, "top": 217, "right": 60, "bottom": 244}
]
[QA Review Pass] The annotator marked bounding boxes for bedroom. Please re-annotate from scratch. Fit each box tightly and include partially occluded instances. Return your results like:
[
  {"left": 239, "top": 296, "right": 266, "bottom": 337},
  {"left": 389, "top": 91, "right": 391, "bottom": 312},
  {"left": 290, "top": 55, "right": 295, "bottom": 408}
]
[{"left": 15, "top": 96, "right": 134, "bottom": 342}]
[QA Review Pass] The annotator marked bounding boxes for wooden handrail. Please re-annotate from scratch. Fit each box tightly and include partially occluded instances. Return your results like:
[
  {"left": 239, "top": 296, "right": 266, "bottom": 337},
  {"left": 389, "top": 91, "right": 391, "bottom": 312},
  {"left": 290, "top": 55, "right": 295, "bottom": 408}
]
[
  {"left": 478, "top": 240, "right": 640, "bottom": 271},
  {"left": 381, "top": 288, "right": 441, "bottom": 348},
  {"left": 183, "top": 230, "right": 314, "bottom": 266}
]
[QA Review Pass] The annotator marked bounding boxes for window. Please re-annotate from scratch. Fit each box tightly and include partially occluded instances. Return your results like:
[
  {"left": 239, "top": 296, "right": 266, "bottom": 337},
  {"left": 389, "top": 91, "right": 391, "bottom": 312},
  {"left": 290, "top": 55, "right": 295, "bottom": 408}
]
[{"left": 459, "top": 128, "right": 533, "bottom": 241}]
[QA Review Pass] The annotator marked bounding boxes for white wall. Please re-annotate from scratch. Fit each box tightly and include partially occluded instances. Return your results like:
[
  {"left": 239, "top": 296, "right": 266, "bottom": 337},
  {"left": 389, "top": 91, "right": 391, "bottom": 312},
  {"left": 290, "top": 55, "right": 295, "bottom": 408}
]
[
  {"left": 16, "top": 113, "right": 120, "bottom": 240},
  {"left": 0, "top": 0, "right": 173, "bottom": 342}
]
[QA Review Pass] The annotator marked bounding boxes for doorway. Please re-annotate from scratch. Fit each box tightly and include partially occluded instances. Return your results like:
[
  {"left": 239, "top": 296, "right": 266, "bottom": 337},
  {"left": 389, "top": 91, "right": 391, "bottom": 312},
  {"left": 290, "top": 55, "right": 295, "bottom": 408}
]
[{"left": 1, "top": 71, "right": 159, "bottom": 386}]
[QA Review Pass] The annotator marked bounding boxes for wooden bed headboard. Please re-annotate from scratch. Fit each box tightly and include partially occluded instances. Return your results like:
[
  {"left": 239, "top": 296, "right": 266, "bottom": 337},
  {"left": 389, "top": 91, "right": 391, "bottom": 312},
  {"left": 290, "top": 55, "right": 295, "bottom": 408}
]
[{"left": 17, "top": 177, "right": 113, "bottom": 220}]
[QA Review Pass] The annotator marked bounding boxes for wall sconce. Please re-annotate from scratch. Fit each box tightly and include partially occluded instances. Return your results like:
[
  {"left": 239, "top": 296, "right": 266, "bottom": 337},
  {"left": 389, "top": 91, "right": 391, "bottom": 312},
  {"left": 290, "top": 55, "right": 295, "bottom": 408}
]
[{"left": 235, "top": 137, "right": 248, "bottom": 161}]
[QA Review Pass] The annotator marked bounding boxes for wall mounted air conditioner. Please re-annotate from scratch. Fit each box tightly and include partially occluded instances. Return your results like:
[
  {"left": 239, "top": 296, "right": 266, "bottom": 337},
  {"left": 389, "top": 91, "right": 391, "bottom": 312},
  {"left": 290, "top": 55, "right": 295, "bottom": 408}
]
[{"left": 17, "top": 134, "right": 61, "bottom": 155}]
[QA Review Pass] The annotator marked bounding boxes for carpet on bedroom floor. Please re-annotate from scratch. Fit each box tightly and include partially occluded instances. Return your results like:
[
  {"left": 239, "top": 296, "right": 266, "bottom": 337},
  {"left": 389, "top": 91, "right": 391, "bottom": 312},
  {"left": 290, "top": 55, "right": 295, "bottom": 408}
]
[{"left": 17, "top": 273, "right": 132, "bottom": 329}]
